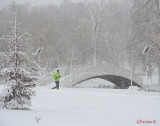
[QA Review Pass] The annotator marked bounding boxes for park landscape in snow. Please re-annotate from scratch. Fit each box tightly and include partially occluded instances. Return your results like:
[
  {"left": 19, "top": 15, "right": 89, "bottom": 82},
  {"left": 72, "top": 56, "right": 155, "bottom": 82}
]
[{"left": 0, "top": 0, "right": 160, "bottom": 126}]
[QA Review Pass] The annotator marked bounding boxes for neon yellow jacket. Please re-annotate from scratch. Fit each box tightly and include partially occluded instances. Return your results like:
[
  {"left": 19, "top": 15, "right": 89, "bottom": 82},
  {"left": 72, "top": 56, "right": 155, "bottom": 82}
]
[{"left": 53, "top": 72, "right": 61, "bottom": 81}]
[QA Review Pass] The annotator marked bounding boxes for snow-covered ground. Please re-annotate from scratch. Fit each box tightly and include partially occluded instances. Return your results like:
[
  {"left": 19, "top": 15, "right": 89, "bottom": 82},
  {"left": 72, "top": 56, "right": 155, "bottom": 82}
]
[
  {"left": 75, "top": 78, "right": 115, "bottom": 88},
  {"left": 0, "top": 85, "right": 160, "bottom": 126}
]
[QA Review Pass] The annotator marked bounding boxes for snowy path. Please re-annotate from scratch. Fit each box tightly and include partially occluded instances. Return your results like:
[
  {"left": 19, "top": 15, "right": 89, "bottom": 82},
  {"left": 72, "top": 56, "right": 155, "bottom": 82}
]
[{"left": 0, "top": 87, "right": 160, "bottom": 126}]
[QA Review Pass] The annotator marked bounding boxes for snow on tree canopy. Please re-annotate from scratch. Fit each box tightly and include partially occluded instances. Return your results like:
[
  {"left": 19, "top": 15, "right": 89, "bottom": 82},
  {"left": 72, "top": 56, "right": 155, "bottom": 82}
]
[{"left": 0, "top": 2, "right": 35, "bottom": 110}]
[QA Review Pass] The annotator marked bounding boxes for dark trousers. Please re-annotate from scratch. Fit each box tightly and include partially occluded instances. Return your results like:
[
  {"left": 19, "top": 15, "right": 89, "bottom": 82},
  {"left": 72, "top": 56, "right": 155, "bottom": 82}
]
[{"left": 53, "top": 81, "right": 59, "bottom": 89}]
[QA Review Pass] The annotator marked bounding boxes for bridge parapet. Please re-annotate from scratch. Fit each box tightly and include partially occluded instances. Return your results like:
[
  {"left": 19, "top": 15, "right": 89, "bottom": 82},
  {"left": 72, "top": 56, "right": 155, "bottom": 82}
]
[
  {"left": 39, "top": 65, "right": 143, "bottom": 88},
  {"left": 39, "top": 65, "right": 91, "bottom": 85},
  {"left": 61, "top": 65, "right": 143, "bottom": 88}
]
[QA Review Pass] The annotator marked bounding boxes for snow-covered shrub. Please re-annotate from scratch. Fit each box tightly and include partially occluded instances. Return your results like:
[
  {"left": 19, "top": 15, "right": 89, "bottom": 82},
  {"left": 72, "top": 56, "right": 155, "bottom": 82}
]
[
  {"left": 128, "top": 86, "right": 140, "bottom": 91},
  {"left": 0, "top": 78, "right": 35, "bottom": 109},
  {"left": 35, "top": 115, "right": 42, "bottom": 123}
]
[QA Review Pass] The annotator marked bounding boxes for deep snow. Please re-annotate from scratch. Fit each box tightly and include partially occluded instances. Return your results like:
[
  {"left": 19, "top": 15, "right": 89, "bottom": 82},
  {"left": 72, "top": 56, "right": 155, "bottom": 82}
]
[{"left": 0, "top": 85, "right": 160, "bottom": 126}]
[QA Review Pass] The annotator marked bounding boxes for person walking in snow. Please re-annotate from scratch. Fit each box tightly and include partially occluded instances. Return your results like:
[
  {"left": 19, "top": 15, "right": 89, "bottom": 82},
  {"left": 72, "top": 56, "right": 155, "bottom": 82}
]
[{"left": 52, "top": 70, "right": 61, "bottom": 89}]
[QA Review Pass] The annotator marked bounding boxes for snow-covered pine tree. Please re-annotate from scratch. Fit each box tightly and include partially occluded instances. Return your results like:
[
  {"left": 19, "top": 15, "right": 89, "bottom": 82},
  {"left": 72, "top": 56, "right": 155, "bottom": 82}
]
[{"left": 0, "top": 2, "right": 35, "bottom": 109}]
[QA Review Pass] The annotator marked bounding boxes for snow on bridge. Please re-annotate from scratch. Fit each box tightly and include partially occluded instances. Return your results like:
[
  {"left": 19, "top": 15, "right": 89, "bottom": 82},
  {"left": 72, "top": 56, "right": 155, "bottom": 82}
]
[{"left": 39, "top": 65, "right": 143, "bottom": 89}]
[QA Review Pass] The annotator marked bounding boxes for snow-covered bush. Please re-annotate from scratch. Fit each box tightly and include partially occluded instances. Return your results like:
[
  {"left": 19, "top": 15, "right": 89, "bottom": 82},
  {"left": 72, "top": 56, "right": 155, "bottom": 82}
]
[
  {"left": 128, "top": 86, "right": 140, "bottom": 91},
  {"left": 0, "top": 84, "right": 35, "bottom": 109}
]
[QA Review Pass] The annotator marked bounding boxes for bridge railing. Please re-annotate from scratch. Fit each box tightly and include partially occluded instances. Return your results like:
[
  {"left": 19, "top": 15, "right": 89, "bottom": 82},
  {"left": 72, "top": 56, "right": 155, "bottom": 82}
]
[
  {"left": 38, "top": 65, "right": 91, "bottom": 85},
  {"left": 61, "top": 65, "right": 143, "bottom": 87},
  {"left": 39, "top": 65, "right": 143, "bottom": 87}
]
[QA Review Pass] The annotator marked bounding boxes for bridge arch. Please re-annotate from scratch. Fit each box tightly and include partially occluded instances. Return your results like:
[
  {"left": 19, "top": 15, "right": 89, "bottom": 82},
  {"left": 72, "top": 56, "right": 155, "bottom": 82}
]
[
  {"left": 73, "top": 75, "right": 141, "bottom": 88},
  {"left": 60, "top": 65, "right": 143, "bottom": 88}
]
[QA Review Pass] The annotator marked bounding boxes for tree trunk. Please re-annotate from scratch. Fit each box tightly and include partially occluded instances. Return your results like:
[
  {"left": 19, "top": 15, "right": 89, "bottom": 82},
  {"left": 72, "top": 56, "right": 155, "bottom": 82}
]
[{"left": 158, "top": 64, "right": 160, "bottom": 85}]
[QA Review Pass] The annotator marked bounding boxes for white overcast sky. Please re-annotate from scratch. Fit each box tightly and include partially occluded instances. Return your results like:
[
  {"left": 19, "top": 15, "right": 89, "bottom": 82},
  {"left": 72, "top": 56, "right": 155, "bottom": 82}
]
[
  {"left": 0, "top": 0, "right": 81, "bottom": 7},
  {"left": 0, "top": 0, "right": 127, "bottom": 8}
]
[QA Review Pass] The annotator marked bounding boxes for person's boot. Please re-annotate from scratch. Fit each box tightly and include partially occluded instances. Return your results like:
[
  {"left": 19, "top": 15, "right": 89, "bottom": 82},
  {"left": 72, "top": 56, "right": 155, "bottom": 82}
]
[{"left": 52, "top": 86, "right": 56, "bottom": 89}]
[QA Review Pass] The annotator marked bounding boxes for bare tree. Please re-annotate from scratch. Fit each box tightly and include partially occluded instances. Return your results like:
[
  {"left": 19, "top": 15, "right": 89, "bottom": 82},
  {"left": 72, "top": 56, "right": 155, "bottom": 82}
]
[{"left": 129, "top": 0, "right": 160, "bottom": 84}]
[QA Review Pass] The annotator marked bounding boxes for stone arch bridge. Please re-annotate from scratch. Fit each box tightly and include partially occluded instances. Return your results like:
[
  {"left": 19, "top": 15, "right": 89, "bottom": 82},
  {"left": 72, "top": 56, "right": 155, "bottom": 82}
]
[{"left": 39, "top": 65, "right": 143, "bottom": 89}]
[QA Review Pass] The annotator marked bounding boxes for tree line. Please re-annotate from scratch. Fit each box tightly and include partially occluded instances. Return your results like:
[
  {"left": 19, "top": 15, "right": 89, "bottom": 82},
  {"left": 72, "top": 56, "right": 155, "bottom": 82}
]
[{"left": 0, "top": 0, "right": 160, "bottom": 84}]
